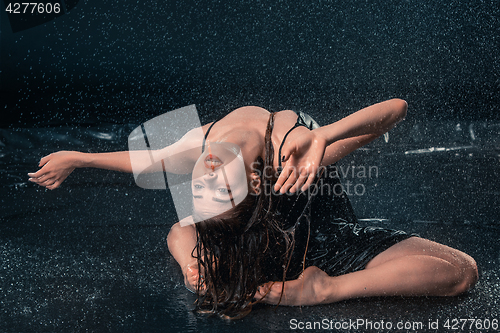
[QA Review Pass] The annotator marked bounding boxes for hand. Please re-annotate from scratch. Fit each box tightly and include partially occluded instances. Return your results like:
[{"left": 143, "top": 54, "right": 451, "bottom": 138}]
[
  {"left": 255, "top": 266, "right": 329, "bottom": 306},
  {"left": 27, "top": 151, "right": 81, "bottom": 190},
  {"left": 183, "top": 263, "right": 206, "bottom": 294},
  {"left": 274, "top": 129, "right": 327, "bottom": 194}
]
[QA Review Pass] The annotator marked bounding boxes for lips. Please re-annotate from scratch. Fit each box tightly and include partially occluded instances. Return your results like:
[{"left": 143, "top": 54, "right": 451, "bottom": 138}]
[{"left": 204, "top": 154, "right": 223, "bottom": 170}]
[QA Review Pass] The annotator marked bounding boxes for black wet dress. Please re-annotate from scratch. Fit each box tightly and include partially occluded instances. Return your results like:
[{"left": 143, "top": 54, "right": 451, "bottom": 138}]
[{"left": 263, "top": 112, "right": 414, "bottom": 280}]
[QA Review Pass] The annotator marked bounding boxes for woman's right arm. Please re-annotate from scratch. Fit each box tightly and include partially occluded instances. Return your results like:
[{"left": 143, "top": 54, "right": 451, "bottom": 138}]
[
  {"left": 28, "top": 126, "right": 204, "bottom": 190},
  {"left": 28, "top": 150, "right": 133, "bottom": 190}
]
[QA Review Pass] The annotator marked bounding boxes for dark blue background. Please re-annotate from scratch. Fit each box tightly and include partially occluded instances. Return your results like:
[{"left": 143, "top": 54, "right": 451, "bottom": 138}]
[{"left": 1, "top": 0, "right": 499, "bottom": 128}]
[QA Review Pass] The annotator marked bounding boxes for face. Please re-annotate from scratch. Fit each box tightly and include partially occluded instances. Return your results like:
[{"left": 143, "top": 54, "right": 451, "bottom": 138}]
[{"left": 191, "top": 142, "right": 248, "bottom": 222}]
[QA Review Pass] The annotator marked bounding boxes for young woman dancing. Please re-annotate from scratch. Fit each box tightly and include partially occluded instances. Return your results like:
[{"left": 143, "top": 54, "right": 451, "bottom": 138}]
[{"left": 28, "top": 99, "right": 478, "bottom": 319}]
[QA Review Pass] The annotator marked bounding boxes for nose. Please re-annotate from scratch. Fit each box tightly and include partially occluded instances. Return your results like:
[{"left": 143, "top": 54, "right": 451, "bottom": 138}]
[{"left": 203, "top": 172, "right": 218, "bottom": 181}]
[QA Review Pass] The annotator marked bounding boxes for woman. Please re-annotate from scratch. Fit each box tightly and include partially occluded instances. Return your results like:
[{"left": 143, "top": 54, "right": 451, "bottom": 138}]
[{"left": 28, "top": 99, "right": 478, "bottom": 318}]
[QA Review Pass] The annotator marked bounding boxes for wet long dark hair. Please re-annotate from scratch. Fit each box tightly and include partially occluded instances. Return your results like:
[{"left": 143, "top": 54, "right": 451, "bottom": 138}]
[{"left": 193, "top": 113, "right": 298, "bottom": 319}]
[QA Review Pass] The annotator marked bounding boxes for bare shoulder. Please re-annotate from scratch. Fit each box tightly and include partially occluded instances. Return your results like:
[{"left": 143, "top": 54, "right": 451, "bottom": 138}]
[
  {"left": 232, "top": 105, "right": 270, "bottom": 114},
  {"left": 226, "top": 107, "right": 298, "bottom": 127},
  {"left": 217, "top": 106, "right": 271, "bottom": 132},
  {"left": 228, "top": 106, "right": 271, "bottom": 120}
]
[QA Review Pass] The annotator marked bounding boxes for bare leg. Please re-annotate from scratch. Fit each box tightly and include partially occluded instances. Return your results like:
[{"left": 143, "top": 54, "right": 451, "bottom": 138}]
[
  {"left": 324, "top": 237, "right": 478, "bottom": 303},
  {"left": 257, "top": 237, "right": 478, "bottom": 306}
]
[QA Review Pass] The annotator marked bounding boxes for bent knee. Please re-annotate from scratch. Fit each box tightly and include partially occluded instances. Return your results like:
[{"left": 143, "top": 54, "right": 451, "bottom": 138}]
[{"left": 448, "top": 254, "right": 479, "bottom": 296}]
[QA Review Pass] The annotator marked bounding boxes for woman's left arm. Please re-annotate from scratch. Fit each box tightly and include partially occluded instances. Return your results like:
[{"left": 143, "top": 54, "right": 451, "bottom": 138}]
[
  {"left": 315, "top": 98, "right": 407, "bottom": 166},
  {"left": 315, "top": 99, "right": 407, "bottom": 147},
  {"left": 274, "top": 99, "right": 407, "bottom": 193}
]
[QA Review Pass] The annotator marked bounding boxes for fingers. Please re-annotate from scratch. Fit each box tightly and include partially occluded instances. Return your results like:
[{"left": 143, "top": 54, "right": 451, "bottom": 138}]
[
  {"left": 28, "top": 157, "right": 52, "bottom": 181},
  {"left": 301, "top": 172, "right": 317, "bottom": 192},
  {"left": 29, "top": 171, "right": 52, "bottom": 183},
  {"left": 280, "top": 143, "right": 296, "bottom": 165},
  {"left": 184, "top": 265, "right": 207, "bottom": 294},
  {"left": 275, "top": 163, "right": 318, "bottom": 194},
  {"left": 28, "top": 172, "right": 53, "bottom": 185},
  {"left": 28, "top": 165, "right": 65, "bottom": 189},
  {"left": 277, "top": 165, "right": 299, "bottom": 194},
  {"left": 289, "top": 170, "right": 309, "bottom": 194},
  {"left": 46, "top": 182, "right": 61, "bottom": 190},
  {"left": 274, "top": 163, "right": 294, "bottom": 193},
  {"left": 39, "top": 155, "right": 51, "bottom": 167},
  {"left": 28, "top": 154, "right": 74, "bottom": 189},
  {"left": 27, "top": 165, "right": 48, "bottom": 179},
  {"left": 275, "top": 166, "right": 305, "bottom": 194},
  {"left": 274, "top": 143, "right": 298, "bottom": 192},
  {"left": 39, "top": 178, "right": 57, "bottom": 187},
  {"left": 28, "top": 176, "right": 60, "bottom": 190}
]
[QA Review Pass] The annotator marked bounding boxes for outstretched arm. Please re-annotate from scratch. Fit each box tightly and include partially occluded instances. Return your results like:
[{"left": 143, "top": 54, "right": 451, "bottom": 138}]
[
  {"left": 28, "top": 150, "right": 133, "bottom": 190},
  {"left": 317, "top": 98, "right": 407, "bottom": 166},
  {"left": 28, "top": 127, "right": 204, "bottom": 190},
  {"left": 274, "top": 99, "right": 407, "bottom": 193}
]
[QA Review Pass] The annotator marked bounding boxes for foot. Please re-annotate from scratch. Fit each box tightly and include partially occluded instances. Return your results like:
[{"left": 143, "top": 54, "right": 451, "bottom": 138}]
[{"left": 255, "top": 266, "right": 331, "bottom": 306}]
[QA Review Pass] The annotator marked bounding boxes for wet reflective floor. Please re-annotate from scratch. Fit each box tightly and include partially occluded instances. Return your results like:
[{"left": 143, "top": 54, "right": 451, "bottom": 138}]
[{"left": 1, "top": 122, "right": 499, "bottom": 332}]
